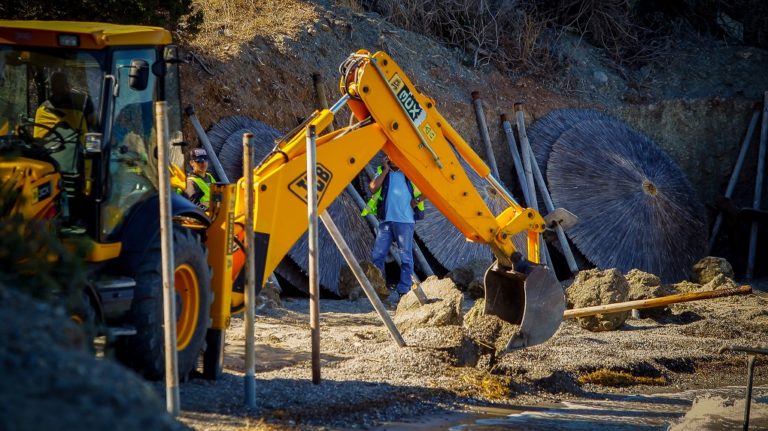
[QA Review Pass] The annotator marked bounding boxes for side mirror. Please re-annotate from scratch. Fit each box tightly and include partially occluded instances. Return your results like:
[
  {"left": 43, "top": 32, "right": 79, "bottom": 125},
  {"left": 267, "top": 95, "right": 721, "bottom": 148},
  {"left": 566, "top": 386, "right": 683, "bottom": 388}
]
[{"left": 128, "top": 59, "right": 149, "bottom": 91}]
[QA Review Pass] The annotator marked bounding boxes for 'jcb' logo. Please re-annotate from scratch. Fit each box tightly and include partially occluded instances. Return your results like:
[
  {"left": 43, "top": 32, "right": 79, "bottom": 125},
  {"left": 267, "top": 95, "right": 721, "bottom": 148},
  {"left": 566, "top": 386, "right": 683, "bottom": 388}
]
[{"left": 289, "top": 164, "right": 333, "bottom": 204}]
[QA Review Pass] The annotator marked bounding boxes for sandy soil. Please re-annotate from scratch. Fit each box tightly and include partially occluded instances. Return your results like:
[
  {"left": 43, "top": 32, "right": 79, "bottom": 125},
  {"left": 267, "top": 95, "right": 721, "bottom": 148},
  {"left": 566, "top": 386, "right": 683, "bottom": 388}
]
[{"left": 169, "top": 277, "right": 768, "bottom": 430}]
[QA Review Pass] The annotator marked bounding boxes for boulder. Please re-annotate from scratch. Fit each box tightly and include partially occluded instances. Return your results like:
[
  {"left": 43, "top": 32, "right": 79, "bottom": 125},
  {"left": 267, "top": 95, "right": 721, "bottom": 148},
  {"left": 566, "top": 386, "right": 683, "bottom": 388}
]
[
  {"left": 692, "top": 256, "right": 735, "bottom": 284},
  {"left": 256, "top": 279, "right": 283, "bottom": 309},
  {"left": 566, "top": 268, "right": 630, "bottom": 331},
  {"left": 394, "top": 277, "right": 463, "bottom": 333},
  {"left": 338, "top": 261, "right": 388, "bottom": 301},
  {"left": 625, "top": 269, "right": 674, "bottom": 318}
]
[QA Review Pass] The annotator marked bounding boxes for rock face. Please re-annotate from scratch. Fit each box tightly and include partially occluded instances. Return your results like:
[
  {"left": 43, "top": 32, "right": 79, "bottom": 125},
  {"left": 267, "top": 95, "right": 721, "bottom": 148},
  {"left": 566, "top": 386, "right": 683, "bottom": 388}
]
[
  {"left": 692, "top": 256, "right": 735, "bottom": 284},
  {"left": 394, "top": 277, "right": 463, "bottom": 334},
  {"left": 338, "top": 261, "right": 388, "bottom": 301},
  {"left": 566, "top": 268, "right": 630, "bottom": 331}
]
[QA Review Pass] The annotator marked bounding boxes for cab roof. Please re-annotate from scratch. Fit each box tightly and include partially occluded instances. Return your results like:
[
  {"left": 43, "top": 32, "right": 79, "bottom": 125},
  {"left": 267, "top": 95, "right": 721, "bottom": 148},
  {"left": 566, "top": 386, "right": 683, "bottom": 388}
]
[{"left": 0, "top": 21, "right": 172, "bottom": 49}]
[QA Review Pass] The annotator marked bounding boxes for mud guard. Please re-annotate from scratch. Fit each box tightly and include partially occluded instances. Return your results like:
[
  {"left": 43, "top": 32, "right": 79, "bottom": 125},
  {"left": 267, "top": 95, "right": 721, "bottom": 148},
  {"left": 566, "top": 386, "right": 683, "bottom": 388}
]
[{"left": 483, "top": 263, "right": 565, "bottom": 350}]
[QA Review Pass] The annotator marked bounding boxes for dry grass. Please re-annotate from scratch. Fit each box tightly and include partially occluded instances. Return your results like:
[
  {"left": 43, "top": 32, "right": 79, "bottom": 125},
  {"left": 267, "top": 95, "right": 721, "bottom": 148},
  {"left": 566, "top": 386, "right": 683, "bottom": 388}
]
[
  {"left": 578, "top": 369, "right": 668, "bottom": 387},
  {"left": 369, "top": 0, "right": 672, "bottom": 76},
  {"left": 188, "top": 0, "right": 319, "bottom": 59},
  {"left": 462, "top": 371, "right": 512, "bottom": 400}
]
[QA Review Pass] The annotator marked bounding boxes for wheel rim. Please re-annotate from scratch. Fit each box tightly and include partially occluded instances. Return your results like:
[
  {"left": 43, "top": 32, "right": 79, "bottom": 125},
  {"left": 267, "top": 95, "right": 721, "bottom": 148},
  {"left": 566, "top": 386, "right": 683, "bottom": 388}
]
[{"left": 175, "top": 263, "right": 200, "bottom": 350}]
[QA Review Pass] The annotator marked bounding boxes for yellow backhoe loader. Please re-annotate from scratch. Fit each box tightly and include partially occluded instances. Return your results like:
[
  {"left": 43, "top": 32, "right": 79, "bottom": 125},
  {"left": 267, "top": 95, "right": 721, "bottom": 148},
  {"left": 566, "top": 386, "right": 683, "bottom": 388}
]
[{"left": 0, "top": 21, "right": 565, "bottom": 380}]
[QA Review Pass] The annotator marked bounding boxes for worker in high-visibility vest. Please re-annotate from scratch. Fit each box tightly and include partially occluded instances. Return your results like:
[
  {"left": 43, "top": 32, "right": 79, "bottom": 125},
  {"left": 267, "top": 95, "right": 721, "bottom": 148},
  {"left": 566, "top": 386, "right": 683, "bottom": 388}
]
[
  {"left": 363, "top": 156, "right": 426, "bottom": 300},
  {"left": 184, "top": 148, "right": 216, "bottom": 209}
]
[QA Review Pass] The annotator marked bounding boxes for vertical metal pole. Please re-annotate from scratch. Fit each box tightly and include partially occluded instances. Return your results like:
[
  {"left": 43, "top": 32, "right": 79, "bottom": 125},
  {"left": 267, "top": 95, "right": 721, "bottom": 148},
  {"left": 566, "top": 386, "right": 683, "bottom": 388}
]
[
  {"left": 320, "top": 212, "right": 406, "bottom": 347},
  {"left": 306, "top": 125, "right": 321, "bottom": 384},
  {"left": 747, "top": 94, "right": 767, "bottom": 280},
  {"left": 515, "top": 104, "right": 550, "bottom": 268},
  {"left": 501, "top": 114, "right": 530, "bottom": 206},
  {"left": 744, "top": 355, "right": 756, "bottom": 431},
  {"left": 471, "top": 91, "right": 500, "bottom": 179},
  {"left": 155, "top": 101, "right": 179, "bottom": 416},
  {"left": 529, "top": 147, "right": 579, "bottom": 275},
  {"left": 243, "top": 133, "right": 256, "bottom": 407},
  {"left": 709, "top": 109, "right": 760, "bottom": 252}
]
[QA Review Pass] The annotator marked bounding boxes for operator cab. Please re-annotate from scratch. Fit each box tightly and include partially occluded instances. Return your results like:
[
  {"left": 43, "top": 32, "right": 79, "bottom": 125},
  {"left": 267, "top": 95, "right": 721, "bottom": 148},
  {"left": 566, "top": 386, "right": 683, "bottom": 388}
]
[{"left": 0, "top": 21, "right": 184, "bottom": 247}]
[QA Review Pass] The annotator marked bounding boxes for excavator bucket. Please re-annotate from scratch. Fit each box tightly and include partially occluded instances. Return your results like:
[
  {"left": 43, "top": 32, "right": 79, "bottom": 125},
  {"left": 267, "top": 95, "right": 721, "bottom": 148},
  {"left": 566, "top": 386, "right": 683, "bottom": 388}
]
[{"left": 483, "top": 263, "right": 565, "bottom": 350}]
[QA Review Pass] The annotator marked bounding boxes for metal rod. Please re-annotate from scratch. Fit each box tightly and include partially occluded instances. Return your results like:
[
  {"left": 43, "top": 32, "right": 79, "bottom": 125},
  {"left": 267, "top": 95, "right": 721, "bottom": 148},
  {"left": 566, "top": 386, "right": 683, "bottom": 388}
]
[
  {"left": 501, "top": 114, "right": 531, "bottom": 206},
  {"left": 184, "top": 105, "right": 229, "bottom": 183},
  {"left": 529, "top": 144, "right": 579, "bottom": 274},
  {"left": 515, "top": 105, "right": 538, "bottom": 212},
  {"left": 564, "top": 285, "right": 752, "bottom": 319},
  {"left": 155, "top": 101, "right": 179, "bottom": 416},
  {"left": 242, "top": 133, "right": 256, "bottom": 406},
  {"left": 744, "top": 355, "right": 756, "bottom": 431},
  {"left": 320, "top": 212, "right": 406, "bottom": 347},
  {"left": 306, "top": 125, "right": 321, "bottom": 384},
  {"left": 471, "top": 91, "right": 500, "bottom": 179},
  {"left": 330, "top": 94, "right": 351, "bottom": 115},
  {"left": 747, "top": 93, "right": 768, "bottom": 280},
  {"left": 515, "top": 104, "right": 548, "bottom": 268},
  {"left": 709, "top": 108, "right": 761, "bottom": 252}
]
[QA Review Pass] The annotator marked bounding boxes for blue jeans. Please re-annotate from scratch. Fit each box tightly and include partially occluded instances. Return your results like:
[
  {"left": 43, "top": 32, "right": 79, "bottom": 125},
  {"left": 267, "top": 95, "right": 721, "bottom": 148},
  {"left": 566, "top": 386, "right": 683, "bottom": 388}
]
[{"left": 372, "top": 221, "right": 415, "bottom": 295}]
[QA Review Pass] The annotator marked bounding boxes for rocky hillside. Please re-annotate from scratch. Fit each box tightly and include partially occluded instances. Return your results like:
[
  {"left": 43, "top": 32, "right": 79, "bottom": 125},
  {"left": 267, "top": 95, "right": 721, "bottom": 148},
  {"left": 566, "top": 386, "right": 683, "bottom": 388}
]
[{"left": 179, "top": 0, "right": 768, "bottom": 277}]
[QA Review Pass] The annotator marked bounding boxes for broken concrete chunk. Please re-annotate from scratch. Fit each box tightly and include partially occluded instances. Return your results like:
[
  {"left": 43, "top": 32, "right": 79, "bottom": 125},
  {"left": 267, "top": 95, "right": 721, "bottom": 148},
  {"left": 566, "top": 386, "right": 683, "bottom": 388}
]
[
  {"left": 692, "top": 256, "right": 734, "bottom": 284},
  {"left": 702, "top": 273, "right": 738, "bottom": 291},
  {"left": 394, "top": 278, "right": 463, "bottom": 333},
  {"left": 625, "top": 269, "right": 673, "bottom": 318},
  {"left": 566, "top": 268, "right": 630, "bottom": 332}
]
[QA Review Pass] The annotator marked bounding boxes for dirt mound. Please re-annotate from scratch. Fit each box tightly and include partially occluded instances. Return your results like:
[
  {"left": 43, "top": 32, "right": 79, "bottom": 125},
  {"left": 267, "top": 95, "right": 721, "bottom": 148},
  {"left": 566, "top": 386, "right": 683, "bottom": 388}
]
[{"left": 0, "top": 286, "right": 188, "bottom": 431}]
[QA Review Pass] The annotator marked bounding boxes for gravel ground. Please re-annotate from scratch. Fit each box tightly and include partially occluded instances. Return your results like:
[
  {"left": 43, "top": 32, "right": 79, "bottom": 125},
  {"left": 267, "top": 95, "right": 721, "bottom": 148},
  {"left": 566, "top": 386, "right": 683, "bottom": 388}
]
[{"left": 168, "top": 277, "right": 768, "bottom": 430}]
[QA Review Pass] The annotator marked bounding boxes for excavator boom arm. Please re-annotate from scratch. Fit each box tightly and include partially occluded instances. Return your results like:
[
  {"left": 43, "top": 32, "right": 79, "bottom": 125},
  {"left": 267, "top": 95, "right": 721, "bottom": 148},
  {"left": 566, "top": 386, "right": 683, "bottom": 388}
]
[{"left": 239, "top": 50, "right": 563, "bottom": 348}]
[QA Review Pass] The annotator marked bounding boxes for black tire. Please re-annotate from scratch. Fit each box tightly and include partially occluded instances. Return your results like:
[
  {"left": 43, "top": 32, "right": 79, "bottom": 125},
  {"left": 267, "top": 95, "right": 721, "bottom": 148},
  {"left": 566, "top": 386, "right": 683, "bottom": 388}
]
[
  {"left": 116, "top": 226, "right": 212, "bottom": 380},
  {"left": 202, "top": 328, "right": 225, "bottom": 380}
]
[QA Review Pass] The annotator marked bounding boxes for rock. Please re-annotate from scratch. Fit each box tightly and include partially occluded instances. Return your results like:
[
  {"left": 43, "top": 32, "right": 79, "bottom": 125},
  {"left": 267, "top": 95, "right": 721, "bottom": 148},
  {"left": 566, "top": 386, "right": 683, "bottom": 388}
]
[
  {"left": 566, "top": 268, "right": 630, "bottom": 331},
  {"left": 625, "top": 269, "right": 675, "bottom": 318},
  {"left": 593, "top": 70, "right": 609, "bottom": 85},
  {"left": 394, "top": 278, "right": 463, "bottom": 333},
  {"left": 671, "top": 280, "right": 703, "bottom": 293},
  {"left": 258, "top": 280, "right": 283, "bottom": 309},
  {"left": 702, "top": 273, "right": 738, "bottom": 291},
  {"left": 338, "top": 261, "right": 388, "bottom": 301},
  {"left": 445, "top": 267, "right": 473, "bottom": 291},
  {"left": 692, "top": 257, "right": 735, "bottom": 284}
]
